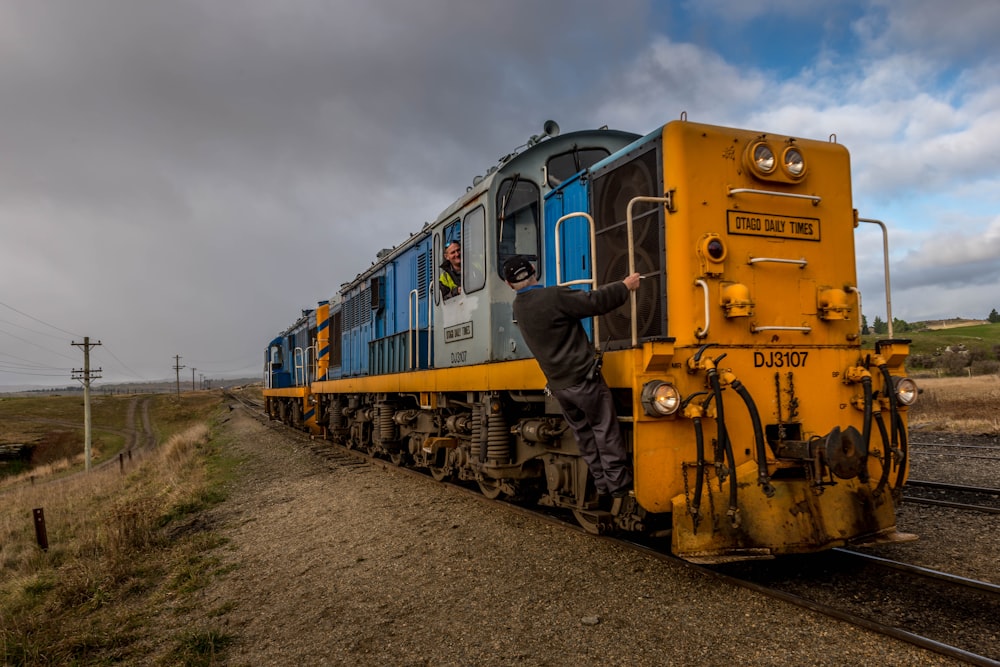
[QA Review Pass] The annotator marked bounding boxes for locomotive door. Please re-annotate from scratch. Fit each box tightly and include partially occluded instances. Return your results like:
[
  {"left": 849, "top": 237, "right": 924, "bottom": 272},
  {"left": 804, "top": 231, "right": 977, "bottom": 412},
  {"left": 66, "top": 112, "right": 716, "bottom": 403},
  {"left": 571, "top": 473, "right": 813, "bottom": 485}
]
[
  {"left": 433, "top": 208, "right": 491, "bottom": 369},
  {"left": 544, "top": 183, "right": 597, "bottom": 341}
]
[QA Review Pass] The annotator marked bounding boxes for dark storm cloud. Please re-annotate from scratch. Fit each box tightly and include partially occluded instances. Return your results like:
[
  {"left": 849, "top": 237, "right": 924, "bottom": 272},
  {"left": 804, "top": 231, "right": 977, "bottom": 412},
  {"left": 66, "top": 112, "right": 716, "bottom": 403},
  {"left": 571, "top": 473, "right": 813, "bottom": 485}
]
[{"left": 0, "top": 0, "right": 650, "bottom": 383}]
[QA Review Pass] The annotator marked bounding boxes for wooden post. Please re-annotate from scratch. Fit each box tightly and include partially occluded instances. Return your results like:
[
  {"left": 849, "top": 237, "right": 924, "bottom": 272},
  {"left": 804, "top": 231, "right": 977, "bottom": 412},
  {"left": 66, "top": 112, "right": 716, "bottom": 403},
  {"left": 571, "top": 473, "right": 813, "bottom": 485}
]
[{"left": 33, "top": 508, "right": 48, "bottom": 551}]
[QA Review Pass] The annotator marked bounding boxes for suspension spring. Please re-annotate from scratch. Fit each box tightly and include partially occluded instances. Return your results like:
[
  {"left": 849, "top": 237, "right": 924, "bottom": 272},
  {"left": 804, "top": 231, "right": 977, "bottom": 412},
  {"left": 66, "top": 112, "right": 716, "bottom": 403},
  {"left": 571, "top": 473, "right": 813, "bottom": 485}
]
[
  {"left": 329, "top": 401, "right": 343, "bottom": 430},
  {"left": 377, "top": 403, "right": 395, "bottom": 444},
  {"left": 486, "top": 410, "right": 509, "bottom": 463}
]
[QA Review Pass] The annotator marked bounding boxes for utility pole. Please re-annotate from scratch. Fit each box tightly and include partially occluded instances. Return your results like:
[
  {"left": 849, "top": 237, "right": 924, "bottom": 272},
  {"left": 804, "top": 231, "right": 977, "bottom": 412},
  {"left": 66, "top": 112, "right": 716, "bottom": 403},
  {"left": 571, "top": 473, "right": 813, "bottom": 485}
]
[
  {"left": 72, "top": 337, "right": 102, "bottom": 472},
  {"left": 191, "top": 367, "right": 197, "bottom": 391},
  {"left": 174, "top": 355, "right": 185, "bottom": 398}
]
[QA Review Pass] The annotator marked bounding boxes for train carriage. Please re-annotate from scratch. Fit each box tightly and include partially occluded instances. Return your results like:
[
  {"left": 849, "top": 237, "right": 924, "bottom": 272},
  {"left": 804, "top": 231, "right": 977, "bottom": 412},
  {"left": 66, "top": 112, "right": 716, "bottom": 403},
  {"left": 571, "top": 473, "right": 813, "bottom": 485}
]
[{"left": 264, "top": 117, "right": 918, "bottom": 562}]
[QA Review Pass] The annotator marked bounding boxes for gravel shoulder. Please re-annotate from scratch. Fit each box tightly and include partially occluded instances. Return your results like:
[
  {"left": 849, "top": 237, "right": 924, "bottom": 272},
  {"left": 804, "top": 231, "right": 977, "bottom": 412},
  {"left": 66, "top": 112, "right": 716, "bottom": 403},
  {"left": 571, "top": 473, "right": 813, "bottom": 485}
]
[{"left": 189, "top": 408, "right": 965, "bottom": 666}]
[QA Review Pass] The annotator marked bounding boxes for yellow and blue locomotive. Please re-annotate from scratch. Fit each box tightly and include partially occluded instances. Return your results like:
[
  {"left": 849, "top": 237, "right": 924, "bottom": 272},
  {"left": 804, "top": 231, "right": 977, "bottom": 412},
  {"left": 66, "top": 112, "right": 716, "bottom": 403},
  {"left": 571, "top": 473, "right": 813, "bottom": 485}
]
[{"left": 264, "top": 118, "right": 918, "bottom": 562}]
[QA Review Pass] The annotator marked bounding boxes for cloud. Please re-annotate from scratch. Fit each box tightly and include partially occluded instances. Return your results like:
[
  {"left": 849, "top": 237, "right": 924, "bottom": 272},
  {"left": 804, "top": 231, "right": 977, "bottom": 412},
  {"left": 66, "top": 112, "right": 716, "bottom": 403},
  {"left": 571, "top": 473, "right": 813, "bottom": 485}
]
[{"left": 1, "top": 1, "right": 998, "bottom": 385}]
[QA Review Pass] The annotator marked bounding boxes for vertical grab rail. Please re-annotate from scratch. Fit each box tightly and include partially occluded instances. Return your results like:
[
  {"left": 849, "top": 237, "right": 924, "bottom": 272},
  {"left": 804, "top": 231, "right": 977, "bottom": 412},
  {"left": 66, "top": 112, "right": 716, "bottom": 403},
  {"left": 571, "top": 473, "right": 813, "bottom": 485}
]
[
  {"left": 293, "top": 347, "right": 305, "bottom": 386},
  {"left": 427, "top": 287, "right": 433, "bottom": 368},
  {"left": 555, "top": 211, "right": 600, "bottom": 345},
  {"left": 626, "top": 196, "right": 672, "bottom": 347},
  {"left": 858, "top": 218, "right": 894, "bottom": 338},
  {"left": 408, "top": 289, "right": 419, "bottom": 370},
  {"left": 694, "top": 279, "right": 710, "bottom": 338},
  {"left": 306, "top": 344, "right": 316, "bottom": 384}
]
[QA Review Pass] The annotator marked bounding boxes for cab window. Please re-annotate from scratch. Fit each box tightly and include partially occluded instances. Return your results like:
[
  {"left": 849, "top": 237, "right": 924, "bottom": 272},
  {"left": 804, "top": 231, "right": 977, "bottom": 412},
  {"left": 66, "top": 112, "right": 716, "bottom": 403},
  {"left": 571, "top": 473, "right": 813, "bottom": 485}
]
[
  {"left": 496, "top": 177, "right": 540, "bottom": 279},
  {"left": 463, "top": 206, "right": 485, "bottom": 293},
  {"left": 546, "top": 147, "right": 612, "bottom": 188}
]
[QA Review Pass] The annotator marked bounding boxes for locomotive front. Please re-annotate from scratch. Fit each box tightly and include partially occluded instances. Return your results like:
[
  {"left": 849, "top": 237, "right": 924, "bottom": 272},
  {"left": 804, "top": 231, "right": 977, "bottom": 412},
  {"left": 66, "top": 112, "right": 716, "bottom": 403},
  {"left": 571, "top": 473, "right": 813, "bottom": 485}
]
[{"left": 593, "top": 121, "right": 917, "bottom": 562}]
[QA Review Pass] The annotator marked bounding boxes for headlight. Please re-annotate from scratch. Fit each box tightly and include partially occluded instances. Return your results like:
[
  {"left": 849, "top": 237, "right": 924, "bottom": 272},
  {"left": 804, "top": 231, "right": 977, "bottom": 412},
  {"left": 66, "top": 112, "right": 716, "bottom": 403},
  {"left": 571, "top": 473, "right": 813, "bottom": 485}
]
[
  {"left": 783, "top": 147, "right": 806, "bottom": 177},
  {"left": 752, "top": 143, "right": 775, "bottom": 173},
  {"left": 892, "top": 376, "right": 919, "bottom": 406},
  {"left": 641, "top": 381, "right": 680, "bottom": 417}
]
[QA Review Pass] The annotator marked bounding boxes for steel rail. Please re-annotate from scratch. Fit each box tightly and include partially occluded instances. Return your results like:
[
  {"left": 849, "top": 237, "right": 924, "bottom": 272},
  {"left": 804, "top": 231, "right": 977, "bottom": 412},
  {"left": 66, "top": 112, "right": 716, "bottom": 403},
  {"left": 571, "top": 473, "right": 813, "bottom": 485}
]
[
  {"left": 907, "top": 479, "right": 1000, "bottom": 495},
  {"left": 833, "top": 548, "right": 1000, "bottom": 596},
  {"left": 910, "top": 441, "right": 1000, "bottom": 450},
  {"left": 904, "top": 496, "right": 1000, "bottom": 513},
  {"left": 904, "top": 479, "right": 1000, "bottom": 514},
  {"left": 691, "top": 559, "right": 1000, "bottom": 667}
]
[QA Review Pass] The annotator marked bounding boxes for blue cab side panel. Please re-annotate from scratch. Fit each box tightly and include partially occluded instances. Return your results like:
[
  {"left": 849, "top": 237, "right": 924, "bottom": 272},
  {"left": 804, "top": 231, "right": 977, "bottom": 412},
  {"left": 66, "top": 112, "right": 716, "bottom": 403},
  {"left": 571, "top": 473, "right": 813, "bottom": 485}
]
[
  {"left": 544, "top": 176, "right": 594, "bottom": 338},
  {"left": 544, "top": 177, "right": 594, "bottom": 289},
  {"left": 368, "top": 239, "right": 433, "bottom": 375}
]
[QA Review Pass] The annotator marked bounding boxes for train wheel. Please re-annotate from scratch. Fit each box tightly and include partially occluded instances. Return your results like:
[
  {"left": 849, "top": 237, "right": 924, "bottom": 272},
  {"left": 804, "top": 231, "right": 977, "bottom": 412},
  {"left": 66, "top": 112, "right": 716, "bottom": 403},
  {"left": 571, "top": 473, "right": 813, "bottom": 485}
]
[
  {"left": 389, "top": 450, "right": 409, "bottom": 466},
  {"left": 477, "top": 478, "right": 503, "bottom": 500},
  {"left": 429, "top": 466, "right": 451, "bottom": 482}
]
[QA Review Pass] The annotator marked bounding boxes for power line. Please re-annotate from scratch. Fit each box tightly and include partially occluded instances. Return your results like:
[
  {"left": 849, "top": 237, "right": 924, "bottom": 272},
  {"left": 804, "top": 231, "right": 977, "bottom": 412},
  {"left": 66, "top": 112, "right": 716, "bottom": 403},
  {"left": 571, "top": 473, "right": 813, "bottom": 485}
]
[
  {"left": 0, "top": 316, "right": 72, "bottom": 342},
  {"left": 0, "top": 326, "right": 79, "bottom": 362},
  {"left": 0, "top": 300, "right": 82, "bottom": 338},
  {"left": 97, "top": 342, "right": 148, "bottom": 381}
]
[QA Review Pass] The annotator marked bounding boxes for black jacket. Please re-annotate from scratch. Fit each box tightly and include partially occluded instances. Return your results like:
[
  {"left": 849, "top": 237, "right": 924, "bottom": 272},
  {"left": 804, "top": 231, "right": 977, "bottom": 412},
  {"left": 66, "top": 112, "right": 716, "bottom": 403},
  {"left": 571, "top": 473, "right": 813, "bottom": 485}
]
[{"left": 512, "top": 281, "right": 630, "bottom": 390}]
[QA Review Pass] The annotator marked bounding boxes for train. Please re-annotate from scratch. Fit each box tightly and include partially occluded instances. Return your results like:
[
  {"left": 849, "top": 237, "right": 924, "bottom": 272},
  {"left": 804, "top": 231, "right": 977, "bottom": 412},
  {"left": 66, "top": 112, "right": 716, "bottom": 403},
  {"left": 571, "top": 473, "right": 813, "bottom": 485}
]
[{"left": 263, "top": 116, "right": 919, "bottom": 563}]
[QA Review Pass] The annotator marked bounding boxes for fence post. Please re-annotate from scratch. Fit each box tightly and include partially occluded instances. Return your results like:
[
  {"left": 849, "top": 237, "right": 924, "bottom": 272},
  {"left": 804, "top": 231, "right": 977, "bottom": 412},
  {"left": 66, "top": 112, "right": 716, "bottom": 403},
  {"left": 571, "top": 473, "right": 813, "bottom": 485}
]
[{"left": 33, "top": 508, "right": 48, "bottom": 551}]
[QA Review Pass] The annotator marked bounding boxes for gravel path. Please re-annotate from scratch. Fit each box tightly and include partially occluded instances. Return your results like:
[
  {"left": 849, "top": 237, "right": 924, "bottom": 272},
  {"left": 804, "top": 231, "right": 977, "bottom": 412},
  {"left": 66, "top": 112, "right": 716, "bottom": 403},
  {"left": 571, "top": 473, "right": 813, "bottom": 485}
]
[{"left": 193, "top": 408, "right": 966, "bottom": 666}]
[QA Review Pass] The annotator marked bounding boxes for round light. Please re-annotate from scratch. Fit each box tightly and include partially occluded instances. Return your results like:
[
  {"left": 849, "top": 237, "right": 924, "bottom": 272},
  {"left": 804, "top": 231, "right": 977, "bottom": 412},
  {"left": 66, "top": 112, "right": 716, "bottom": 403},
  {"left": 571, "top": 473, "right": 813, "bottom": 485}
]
[
  {"left": 893, "top": 376, "right": 919, "bottom": 406},
  {"left": 752, "top": 143, "right": 775, "bottom": 173},
  {"left": 783, "top": 147, "right": 805, "bottom": 177},
  {"left": 707, "top": 239, "right": 725, "bottom": 260},
  {"left": 641, "top": 381, "right": 680, "bottom": 416}
]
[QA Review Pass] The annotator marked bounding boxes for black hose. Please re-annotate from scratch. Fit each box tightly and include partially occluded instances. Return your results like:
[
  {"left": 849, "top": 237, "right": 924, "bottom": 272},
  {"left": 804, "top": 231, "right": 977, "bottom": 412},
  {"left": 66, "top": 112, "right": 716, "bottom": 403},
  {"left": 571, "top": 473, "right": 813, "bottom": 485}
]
[
  {"left": 708, "top": 370, "right": 738, "bottom": 516},
  {"left": 892, "top": 409, "right": 908, "bottom": 490},
  {"left": 872, "top": 410, "right": 891, "bottom": 496},
  {"left": 878, "top": 365, "right": 899, "bottom": 456},
  {"left": 861, "top": 376, "right": 873, "bottom": 457},
  {"left": 732, "top": 379, "right": 775, "bottom": 497}
]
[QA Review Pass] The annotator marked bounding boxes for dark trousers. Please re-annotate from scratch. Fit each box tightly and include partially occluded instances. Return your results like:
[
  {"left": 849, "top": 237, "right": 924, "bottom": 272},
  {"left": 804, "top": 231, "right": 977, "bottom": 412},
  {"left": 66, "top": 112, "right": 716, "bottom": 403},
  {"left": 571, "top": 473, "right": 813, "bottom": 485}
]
[{"left": 551, "top": 377, "right": 632, "bottom": 495}]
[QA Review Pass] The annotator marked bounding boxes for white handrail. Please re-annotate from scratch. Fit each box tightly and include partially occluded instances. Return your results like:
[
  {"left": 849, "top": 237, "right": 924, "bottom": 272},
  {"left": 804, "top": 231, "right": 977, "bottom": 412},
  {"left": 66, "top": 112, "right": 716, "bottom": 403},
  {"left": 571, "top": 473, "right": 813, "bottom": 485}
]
[
  {"left": 408, "top": 289, "right": 419, "bottom": 370},
  {"left": 748, "top": 257, "right": 807, "bottom": 267},
  {"left": 857, "top": 218, "right": 894, "bottom": 338},
  {"left": 554, "top": 211, "right": 600, "bottom": 345},
  {"left": 751, "top": 325, "right": 812, "bottom": 333},
  {"left": 729, "top": 187, "right": 821, "bottom": 204},
  {"left": 695, "top": 279, "right": 710, "bottom": 339}
]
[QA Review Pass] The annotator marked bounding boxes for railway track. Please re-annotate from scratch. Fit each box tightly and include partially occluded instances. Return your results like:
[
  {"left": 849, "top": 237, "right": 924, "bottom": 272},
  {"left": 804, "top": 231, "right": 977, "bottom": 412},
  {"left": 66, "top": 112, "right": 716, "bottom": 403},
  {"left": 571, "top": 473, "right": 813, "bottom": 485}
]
[
  {"left": 227, "top": 392, "right": 1000, "bottom": 665},
  {"left": 905, "top": 479, "right": 1000, "bottom": 514},
  {"left": 910, "top": 439, "right": 1000, "bottom": 463},
  {"left": 708, "top": 548, "right": 1000, "bottom": 666}
]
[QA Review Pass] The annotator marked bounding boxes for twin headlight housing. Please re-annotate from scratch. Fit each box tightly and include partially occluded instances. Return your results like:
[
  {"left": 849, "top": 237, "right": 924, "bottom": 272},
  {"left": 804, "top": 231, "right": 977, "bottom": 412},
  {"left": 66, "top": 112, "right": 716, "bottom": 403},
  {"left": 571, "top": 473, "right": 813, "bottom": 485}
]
[{"left": 747, "top": 140, "right": 807, "bottom": 181}]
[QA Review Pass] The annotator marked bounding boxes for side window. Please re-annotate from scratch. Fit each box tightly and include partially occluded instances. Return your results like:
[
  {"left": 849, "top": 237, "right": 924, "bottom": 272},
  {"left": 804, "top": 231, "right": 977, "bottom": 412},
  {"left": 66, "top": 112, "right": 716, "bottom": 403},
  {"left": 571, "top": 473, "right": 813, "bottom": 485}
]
[
  {"left": 496, "top": 177, "right": 540, "bottom": 279},
  {"left": 269, "top": 345, "right": 283, "bottom": 368},
  {"left": 463, "top": 206, "right": 485, "bottom": 293},
  {"left": 439, "top": 221, "right": 462, "bottom": 302}
]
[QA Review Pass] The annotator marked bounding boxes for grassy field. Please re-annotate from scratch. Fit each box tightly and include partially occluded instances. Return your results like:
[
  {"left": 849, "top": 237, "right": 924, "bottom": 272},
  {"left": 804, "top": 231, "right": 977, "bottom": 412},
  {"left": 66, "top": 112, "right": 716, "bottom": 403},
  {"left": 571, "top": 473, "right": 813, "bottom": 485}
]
[
  {"left": 0, "top": 392, "right": 234, "bottom": 666},
  {"left": 865, "top": 323, "right": 1000, "bottom": 358},
  {"left": 906, "top": 374, "right": 1000, "bottom": 434}
]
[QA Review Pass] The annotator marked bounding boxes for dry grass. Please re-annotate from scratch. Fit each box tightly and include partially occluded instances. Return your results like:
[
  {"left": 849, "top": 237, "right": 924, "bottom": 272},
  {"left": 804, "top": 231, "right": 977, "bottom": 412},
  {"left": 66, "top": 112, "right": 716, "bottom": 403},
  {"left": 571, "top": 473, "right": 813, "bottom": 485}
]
[
  {"left": 0, "top": 393, "right": 233, "bottom": 666},
  {"left": 907, "top": 374, "right": 1000, "bottom": 434}
]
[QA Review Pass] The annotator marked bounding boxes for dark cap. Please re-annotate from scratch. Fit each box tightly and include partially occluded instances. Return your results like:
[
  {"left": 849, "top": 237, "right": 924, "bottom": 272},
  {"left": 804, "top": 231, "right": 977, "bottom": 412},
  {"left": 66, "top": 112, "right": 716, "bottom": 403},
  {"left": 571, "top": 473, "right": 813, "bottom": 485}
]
[{"left": 502, "top": 255, "right": 535, "bottom": 283}]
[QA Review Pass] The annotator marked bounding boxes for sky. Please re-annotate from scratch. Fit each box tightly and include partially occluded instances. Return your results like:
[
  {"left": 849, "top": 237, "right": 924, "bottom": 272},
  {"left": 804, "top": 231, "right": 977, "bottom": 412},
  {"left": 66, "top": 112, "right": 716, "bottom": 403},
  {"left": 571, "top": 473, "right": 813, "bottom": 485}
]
[{"left": 1, "top": 0, "right": 999, "bottom": 388}]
